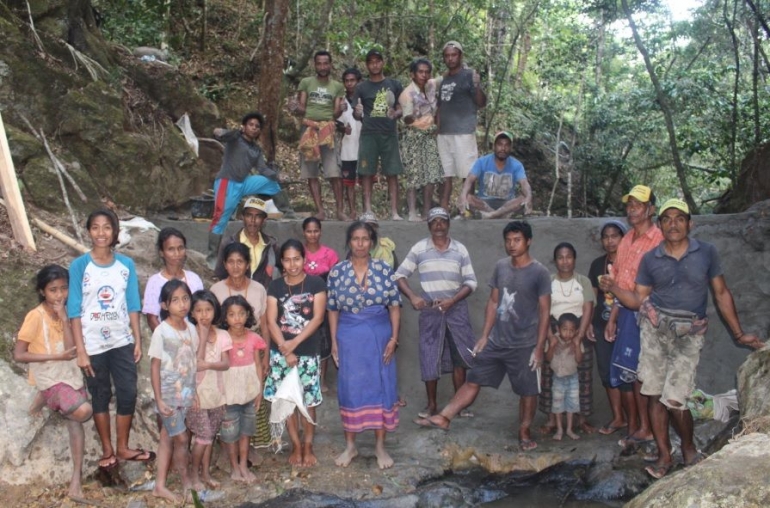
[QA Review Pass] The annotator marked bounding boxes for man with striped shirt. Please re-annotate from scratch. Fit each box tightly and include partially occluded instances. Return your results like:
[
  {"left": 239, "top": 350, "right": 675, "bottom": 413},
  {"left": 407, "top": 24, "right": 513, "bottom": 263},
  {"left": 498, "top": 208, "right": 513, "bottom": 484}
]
[{"left": 395, "top": 207, "right": 478, "bottom": 418}]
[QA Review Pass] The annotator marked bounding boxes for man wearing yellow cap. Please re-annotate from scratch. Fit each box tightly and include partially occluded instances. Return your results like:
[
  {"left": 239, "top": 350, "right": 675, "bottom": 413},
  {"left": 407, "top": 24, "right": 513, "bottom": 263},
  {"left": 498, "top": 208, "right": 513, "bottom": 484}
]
[
  {"left": 599, "top": 184, "right": 662, "bottom": 445},
  {"left": 620, "top": 199, "right": 762, "bottom": 479}
]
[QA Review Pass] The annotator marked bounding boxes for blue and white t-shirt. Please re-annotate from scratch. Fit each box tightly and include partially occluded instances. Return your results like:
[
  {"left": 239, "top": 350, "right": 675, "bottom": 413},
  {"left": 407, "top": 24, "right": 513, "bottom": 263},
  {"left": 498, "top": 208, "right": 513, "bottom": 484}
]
[{"left": 67, "top": 252, "right": 141, "bottom": 355}]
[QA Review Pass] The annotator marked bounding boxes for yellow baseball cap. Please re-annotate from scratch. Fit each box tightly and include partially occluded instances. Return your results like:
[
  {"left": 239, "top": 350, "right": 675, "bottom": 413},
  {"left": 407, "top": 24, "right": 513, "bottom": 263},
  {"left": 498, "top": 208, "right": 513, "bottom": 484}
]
[
  {"left": 659, "top": 198, "right": 690, "bottom": 216},
  {"left": 622, "top": 185, "right": 652, "bottom": 204},
  {"left": 243, "top": 197, "right": 268, "bottom": 214}
]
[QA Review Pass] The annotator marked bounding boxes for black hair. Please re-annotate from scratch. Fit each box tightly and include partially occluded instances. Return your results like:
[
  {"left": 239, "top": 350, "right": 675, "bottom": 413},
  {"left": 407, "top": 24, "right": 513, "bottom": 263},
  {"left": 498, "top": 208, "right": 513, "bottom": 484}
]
[
  {"left": 410, "top": 58, "right": 433, "bottom": 74},
  {"left": 345, "top": 220, "right": 377, "bottom": 250},
  {"left": 222, "top": 242, "right": 251, "bottom": 265},
  {"left": 280, "top": 238, "right": 305, "bottom": 260},
  {"left": 220, "top": 295, "right": 256, "bottom": 329},
  {"left": 302, "top": 217, "right": 322, "bottom": 231},
  {"left": 158, "top": 279, "right": 192, "bottom": 321},
  {"left": 342, "top": 68, "right": 362, "bottom": 81},
  {"left": 241, "top": 111, "right": 265, "bottom": 128},
  {"left": 649, "top": 192, "right": 657, "bottom": 206},
  {"left": 314, "top": 50, "right": 332, "bottom": 62},
  {"left": 86, "top": 208, "right": 120, "bottom": 247},
  {"left": 557, "top": 312, "right": 580, "bottom": 328},
  {"left": 502, "top": 220, "right": 532, "bottom": 241},
  {"left": 189, "top": 289, "right": 222, "bottom": 326},
  {"left": 553, "top": 242, "right": 577, "bottom": 260},
  {"left": 36, "top": 264, "right": 69, "bottom": 302},
  {"left": 156, "top": 227, "right": 186, "bottom": 253}
]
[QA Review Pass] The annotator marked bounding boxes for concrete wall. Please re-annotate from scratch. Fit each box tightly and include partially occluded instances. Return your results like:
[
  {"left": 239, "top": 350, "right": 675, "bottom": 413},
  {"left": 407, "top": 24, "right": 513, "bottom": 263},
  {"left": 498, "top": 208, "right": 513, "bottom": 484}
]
[{"left": 158, "top": 205, "right": 770, "bottom": 419}]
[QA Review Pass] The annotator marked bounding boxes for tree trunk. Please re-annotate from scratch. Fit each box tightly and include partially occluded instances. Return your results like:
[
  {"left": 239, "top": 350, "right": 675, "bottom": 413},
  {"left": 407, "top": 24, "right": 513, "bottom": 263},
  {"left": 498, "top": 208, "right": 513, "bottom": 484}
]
[
  {"left": 284, "top": 0, "right": 335, "bottom": 81},
  {"left": 723, "top": 0, "right": 740, "bottom": 184},
  {"left": 513, "top": 31, "right": 531, "bottom": 89},
  {"left": 257, "top": 0, "right": 289, "bottom": 163},
  {"left": 621, "top": 0, "right": 698, "bottom": 213},
  {"left": 594, "top": 15, "right": 605, "bottom": 90}
]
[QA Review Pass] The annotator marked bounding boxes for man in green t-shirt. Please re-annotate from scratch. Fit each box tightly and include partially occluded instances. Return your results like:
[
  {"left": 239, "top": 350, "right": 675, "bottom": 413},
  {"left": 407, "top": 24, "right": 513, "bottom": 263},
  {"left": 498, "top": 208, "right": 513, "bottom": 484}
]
[{"left": 294, "top": 51, "right": 346, "bottom": 220}]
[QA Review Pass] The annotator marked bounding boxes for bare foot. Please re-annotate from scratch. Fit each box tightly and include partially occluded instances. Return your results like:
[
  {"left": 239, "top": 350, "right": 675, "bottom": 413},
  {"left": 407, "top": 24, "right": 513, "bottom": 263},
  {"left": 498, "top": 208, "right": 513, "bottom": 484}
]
[
  {"left": 302, "top": 443, "right": 317, "bottom": 467},
  {"left": 567, "top": 429, "right": 580, "bottom": 440},
  {"left": 240, "top": 466, "right": 257, "bottom": 483},
  {"left": 153, "top": 485, "right": 180, "bottom": 503},
  {"left": 192, "top": 480, "right": 205, "bottom": 491},
  {"left": 335, "top": 446, "right": 359, "bottom": 467},
  {"left": 391, "top": 214, "right": 404, "bottom": 221},
  {"left": 375, "top": 446, "right": 394, "bottom": 469},
  {"left": 579, "top": 421, "right": 597, "bottom": 434},
  {"left": 29, "top": 392, "right": 46, "bottom": 417},
  {"left": 321, "top": 384, "right": 329, "bottom": 393},
  {"left": 336, "top": 211, "right": 350, "bottom": 221},
  {"left": 314, "top": 211, "right": 327, "bottom": 221},
  {"left": 480, "top": 211, "right": 494, "bottom": 220},
  {"left": 230, "top": 470, "right": 247, "bottom": 482},
  {"left": 203, "top": 476, "right": 220, "bottom": 489},
  {"left": 408, "top": 213, "right": 421, "bottom": 222},
  {"left": 553, "top": 430, "right": 563, "bottom": 441},
  {"left": 538, "top": 424, "right": 556, "bottom": 435},
  {"left": 288, "top": 446, "right": 303, "bottom": 466},
  {"left": 67, "top": 480, "right": 83, "bottom": 499}
]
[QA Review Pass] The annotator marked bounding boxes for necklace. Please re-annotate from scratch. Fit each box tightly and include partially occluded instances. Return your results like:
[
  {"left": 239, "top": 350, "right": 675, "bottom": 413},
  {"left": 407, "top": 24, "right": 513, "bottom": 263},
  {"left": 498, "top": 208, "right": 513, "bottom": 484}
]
[
  {"left": 557, "top": 278, "right": 575, "bottom": 297},
  {"left": 286, "top": 274, "right": 306, "bottom": 298},
  {"left": 171, "top": 322, "right": 192, "bottom": 346},
  {"left": 231, "top": 332, "right": 247, "bottom": 357}
]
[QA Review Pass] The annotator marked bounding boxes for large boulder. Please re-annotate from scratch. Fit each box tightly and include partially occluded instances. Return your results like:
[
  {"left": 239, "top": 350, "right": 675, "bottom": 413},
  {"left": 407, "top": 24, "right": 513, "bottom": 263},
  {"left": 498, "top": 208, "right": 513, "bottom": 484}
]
[
  {"left": 625, "top": 433, "right": 770, "bottom": 507},
  {"left": 737, "top": 347, "right": 770, "bottom": 432}
]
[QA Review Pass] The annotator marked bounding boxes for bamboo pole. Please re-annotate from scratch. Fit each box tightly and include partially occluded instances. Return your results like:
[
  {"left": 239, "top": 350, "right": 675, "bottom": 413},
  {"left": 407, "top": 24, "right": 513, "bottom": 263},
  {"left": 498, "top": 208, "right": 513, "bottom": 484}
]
[
  {"left": 0, "top": 197, "right": 88, "bottom": 254},
  {"left": 0, "top": 111, "right": 36, "bottom": 250}
]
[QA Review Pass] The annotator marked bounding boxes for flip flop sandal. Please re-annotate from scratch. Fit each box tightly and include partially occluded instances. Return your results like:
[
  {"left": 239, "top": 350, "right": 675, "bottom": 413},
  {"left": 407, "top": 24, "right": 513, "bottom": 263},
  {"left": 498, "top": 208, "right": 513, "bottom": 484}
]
[
  {"left": 459, "top": 410, "right": 474, "bottom": 418},
  {"left": 122, "top": 448, "right": 156, "bottom": 462},
  {"left": 598, "top": 424, "right": 627, "bottom": 435},
  {"left": 98, "top": 454, "right": 118, "bottom": 469},
  {"left": 519, "top": 439, "right": 538, "bottom": 451},
  {"left": 645, "top": 462, "right": 674, "bottom": 480},
  {"left": 417, "top": 408, "right": 436, "bottom": 419},
  {"left": 684, "top": 452, "right": 707, "bottom": 467}
]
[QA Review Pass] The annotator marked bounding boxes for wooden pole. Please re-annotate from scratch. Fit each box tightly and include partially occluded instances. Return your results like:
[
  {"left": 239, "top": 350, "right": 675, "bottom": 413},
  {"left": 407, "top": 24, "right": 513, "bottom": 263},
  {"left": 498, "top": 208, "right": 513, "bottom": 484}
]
[{"left": 0, "top": 111, "right": 36, "bottom": 251}]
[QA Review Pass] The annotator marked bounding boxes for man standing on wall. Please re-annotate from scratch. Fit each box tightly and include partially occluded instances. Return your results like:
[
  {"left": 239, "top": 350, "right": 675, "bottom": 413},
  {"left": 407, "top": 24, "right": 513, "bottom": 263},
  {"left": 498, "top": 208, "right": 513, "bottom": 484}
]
[
  {"left": 436, "top": 41, "right": 487, "bottom": 211},
  {"left": 352, "top": 49, "right": 404, "bottom": 221},
  {"left": 294, "top": 50, "right": 346, "bottom": 220}
]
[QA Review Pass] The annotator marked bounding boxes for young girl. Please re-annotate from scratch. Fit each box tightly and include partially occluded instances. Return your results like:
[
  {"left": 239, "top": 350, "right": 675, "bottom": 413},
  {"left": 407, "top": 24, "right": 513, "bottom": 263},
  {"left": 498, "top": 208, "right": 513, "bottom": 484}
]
[
  {"left": 14, "top": 265, "right": 94, "bottom": 499},
  {"left": 148, "top": 280, "right": 198, "bottom": 502},
  {"left": 547, "top": 313, "right": 583, "bottom": 441},
  {"left": 143, "top": 227, "right": 205, "bottom": 331},
  {"left": 265, "top": 239, "right": 327, "bottom": 467},
  {"left": 220, "top": 295, "right": 265, "bottom": 483},
  {"left": 187, "top": 290, "right": 231, "bottom": 491},
  {"left": 67, "top": 208, "right": 152, "bottom": 469}
]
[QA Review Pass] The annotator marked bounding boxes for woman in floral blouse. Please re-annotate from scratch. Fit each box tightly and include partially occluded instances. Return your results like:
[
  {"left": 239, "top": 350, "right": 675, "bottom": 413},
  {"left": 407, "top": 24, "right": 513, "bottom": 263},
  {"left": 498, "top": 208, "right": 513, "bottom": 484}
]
[{"left": 327, "top": 221, "right": 401, "bottom": 470}]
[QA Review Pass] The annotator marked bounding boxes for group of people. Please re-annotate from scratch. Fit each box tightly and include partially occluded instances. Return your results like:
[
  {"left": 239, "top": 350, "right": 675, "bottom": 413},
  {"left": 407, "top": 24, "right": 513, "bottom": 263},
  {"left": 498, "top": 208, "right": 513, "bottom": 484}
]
[
  {"left": 206, "top": 40, "right": 535, "bottom": 267},
  {"left": 414, "top": 184, "right": 762, "bottom": 479}
]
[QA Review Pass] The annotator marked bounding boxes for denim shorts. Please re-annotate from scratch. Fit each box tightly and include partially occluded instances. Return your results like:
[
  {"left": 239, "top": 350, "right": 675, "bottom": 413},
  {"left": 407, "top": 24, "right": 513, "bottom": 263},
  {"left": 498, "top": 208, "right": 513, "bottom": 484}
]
[
  {"left": 220, "top": 401, "right": 256, "bottom": 443},
  {"left": 159, "top": 406, "right": 189, "bottom": 437},
  {"left": 551, "top": 373, "right": 579, "bottom": 414}
]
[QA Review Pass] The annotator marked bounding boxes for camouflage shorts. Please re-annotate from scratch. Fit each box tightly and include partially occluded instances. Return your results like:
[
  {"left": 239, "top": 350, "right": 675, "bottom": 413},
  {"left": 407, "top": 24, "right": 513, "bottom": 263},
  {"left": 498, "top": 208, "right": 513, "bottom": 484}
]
[{"left": 638, "top": 317, "right": 704, "bottom": 409}]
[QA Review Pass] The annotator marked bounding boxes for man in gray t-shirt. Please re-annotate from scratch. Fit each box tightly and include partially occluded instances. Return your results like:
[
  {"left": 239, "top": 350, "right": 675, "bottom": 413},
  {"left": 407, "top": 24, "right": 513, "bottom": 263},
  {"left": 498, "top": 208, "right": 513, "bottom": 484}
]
[
  {"left": 436, "top": 41, "right": 487, "bottom": 210},
  {"left": 415, "top": 221, "right": 551, "bottom": 452}
]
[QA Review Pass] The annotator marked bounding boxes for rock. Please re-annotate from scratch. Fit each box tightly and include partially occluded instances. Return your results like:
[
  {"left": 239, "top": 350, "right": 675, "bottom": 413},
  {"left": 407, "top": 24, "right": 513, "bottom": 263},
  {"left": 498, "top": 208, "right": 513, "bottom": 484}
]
[
  {"left": 625, "top": 433, "right": 770, "bottom": 508},
  {"left": 737, "top": 348, "right": 770, "bottom": 432},
  {"left": 132, "top": 47, "right": 168, "bottom": 62}
]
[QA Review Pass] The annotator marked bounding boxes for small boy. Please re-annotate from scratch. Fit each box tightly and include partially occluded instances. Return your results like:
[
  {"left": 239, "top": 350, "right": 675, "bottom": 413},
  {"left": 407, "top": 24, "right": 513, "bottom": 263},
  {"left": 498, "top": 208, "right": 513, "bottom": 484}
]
[{"left": 547, "top": 313, "right": 583, "bottom": 441}]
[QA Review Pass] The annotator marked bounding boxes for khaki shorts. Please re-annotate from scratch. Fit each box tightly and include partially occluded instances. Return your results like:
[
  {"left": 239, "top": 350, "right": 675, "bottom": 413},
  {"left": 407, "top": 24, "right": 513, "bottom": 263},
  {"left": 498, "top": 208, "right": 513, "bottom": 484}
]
[
  {"left": 300, "top": 144, "right": 341, "bottom": 178},
  {"left": 437, "top": 134, "right": 478, "bottom": 179},
  {"left": 638, "top": 317, "right": 704, "bottom": 409}
]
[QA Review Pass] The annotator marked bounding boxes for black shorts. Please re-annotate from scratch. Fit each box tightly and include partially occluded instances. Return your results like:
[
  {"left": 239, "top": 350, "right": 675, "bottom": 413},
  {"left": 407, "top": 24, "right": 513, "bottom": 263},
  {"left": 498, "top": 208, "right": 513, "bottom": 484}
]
[
  {"left": 467, "top": 341, "right": 539, "bottom": 396},
  {"left": 341, "top": 160, "right": 358, "bottom": 187},
  {"left": 86, "top": 343, "right": 138, "bottom": 415}
]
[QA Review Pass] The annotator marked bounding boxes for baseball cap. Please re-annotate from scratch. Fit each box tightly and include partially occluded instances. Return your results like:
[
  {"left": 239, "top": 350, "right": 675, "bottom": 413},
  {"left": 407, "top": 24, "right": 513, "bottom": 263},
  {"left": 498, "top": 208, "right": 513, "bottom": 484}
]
[
  {"left": 442, "top": 41, "right": 464, "bottom": 53},
  {"left": 243, "top": 197, "right": 268, "bottom": 215},
  {"left": 494, "top": 131, "right": 514, "bottom": 143},
  {"left": 365, "top": 49, "right": 383, "bottom": 62},
  {"left": 359, "top": 211, "right": 378, "bottom": 224},
  {"left": 622, "top": 185, "right": 653, "bottom": 204},
  {"left": 659, "top": 198, "right": 690, "bottom": 216},
  {"left": 427, "top": 207, "right": 450, "bottom": 223}
]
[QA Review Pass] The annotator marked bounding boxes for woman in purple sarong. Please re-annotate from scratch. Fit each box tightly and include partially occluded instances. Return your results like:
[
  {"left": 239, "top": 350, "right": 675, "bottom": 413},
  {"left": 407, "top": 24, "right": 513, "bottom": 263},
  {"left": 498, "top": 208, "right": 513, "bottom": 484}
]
[{"left": 327, "top": 221, "right": 401, "bottom": 470}]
